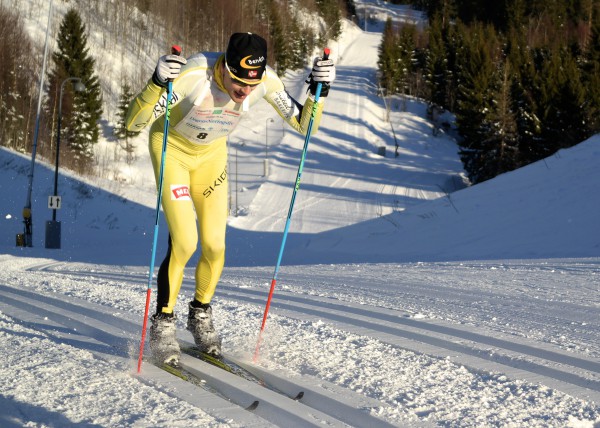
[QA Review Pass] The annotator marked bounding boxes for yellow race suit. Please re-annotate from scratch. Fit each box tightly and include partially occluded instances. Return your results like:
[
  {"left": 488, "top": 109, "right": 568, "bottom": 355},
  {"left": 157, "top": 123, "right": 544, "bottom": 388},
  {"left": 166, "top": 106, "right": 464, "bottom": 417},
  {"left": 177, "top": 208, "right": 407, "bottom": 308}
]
[{"left": 126, "top": 52, "right": 325, "bottom": 314}]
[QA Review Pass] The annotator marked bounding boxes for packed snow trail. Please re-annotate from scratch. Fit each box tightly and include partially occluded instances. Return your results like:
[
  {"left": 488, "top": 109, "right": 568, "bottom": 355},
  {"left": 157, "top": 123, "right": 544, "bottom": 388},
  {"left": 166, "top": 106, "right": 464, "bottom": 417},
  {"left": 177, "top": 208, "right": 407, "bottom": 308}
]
[
  {"left": 229, "top": 26, "right": 463, "bottom": 236},
  {"left": 1, "top": 257, "right": 598, "bottom": 427},
  {"left": 0, "top": 258, "right": 423, "bottom": 427}
]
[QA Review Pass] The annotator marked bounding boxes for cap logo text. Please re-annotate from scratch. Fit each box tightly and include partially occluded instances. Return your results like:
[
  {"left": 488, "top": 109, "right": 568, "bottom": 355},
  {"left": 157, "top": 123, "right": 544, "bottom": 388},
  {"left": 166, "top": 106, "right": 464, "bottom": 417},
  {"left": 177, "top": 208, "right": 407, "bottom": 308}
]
[{"left": 241, "top": 55, "right": 265, "bottom": 69}]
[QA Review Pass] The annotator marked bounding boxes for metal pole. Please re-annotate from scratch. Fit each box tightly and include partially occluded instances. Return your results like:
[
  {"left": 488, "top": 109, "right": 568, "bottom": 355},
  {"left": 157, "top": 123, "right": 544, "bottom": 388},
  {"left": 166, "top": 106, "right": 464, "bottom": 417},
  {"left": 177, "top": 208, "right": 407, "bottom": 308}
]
[
  {"left": 46, "top": 77, "right": 84, "bottom": 249},
  {"left": 234, "top": 146, "right": 238, "bottom": 217},
  {"left": 137, "top": 45, "right": 182, "bottom": 373},
  {"left": 227, "top": 140, "right": 232, "bottom": 215},
  {"left": 254, "top": 49, "right": 330, "bottom": 362},
  {"left": 265, "top": 118, "right": 274, "bottom": 159},
  {"left": 53, "top": 77, "right": 83, "bottom": 221},
  {"left": 52, "top": 102, "right": 61, "bottom": 222},
  {"left": 265, "top": 118, "right": 274, "bottom": 176},
  {"left": 234, "top": 142, "right": 244, "bottom": 216},
  {"left": 22, "top": 0, "right": 53, "bottom": 247}
]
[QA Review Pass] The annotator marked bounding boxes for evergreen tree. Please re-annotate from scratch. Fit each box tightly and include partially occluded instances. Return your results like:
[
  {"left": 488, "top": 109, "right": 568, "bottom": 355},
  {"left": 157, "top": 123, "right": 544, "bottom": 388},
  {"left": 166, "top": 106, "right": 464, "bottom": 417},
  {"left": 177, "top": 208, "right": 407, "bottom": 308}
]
[
  {"left": 397, "top": 24, "right": 417, "bottom": 95},
  {"left": 424, "top": 0, "right": 457, "bottom": 25},
  {"left": 478, "top": 59, "right": 520, "bottom": 181},
  {"left": 48, "top": 8, "right": 102, "bottom": 172},
  {"left": 581, "top": 18, "right": 600, "bottom": 135},
  {"left": 425, "top": 13, "right": 449, "bottom": 108},
  {"left": 289, "top": 17, "right": 315, "bottom": 71},
  {"left": 315, "top": 0, "right": 343, "bottom": 40},
  {"left": 115, "top": 83, "right": 140, "bottom": 165},
  {"left": 378, "top": 18, "right": 401, "bottom": 94},
  {"left": 268, "top": 3, "right": 315, "bottom": 75},
  {"left": 441, "top": 17, "right": 461, "bottom": 111},
  {"left": 408, "top": 0, "right": 598, "bottom": 183},
  {"left": 454, "top": 0, "right": 484, "bottom": 25},
  {"left": 506, "top": 0, "right": 527, "bottom": 31},
  {"left": 506, "top": 26, "right": 542, "bottom": 167},
  {"left": 536, "top": 46, "right": 587, "bottom": 157},
  {"left": 454, "top": 22, "right": 501, "bottom": 183},
  {"left": 0, "top": 6, "right": 36, "bottom": 153},
  {"left": 268, "top": 2, "right": 288, "bottom": 74}
]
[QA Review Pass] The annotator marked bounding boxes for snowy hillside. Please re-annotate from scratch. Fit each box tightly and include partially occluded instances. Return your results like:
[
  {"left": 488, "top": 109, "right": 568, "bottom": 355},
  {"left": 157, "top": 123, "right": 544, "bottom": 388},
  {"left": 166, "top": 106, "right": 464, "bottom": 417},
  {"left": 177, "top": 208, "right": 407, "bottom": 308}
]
[{"left": 1, "top": 0, "right": 599, "bottom": 427}]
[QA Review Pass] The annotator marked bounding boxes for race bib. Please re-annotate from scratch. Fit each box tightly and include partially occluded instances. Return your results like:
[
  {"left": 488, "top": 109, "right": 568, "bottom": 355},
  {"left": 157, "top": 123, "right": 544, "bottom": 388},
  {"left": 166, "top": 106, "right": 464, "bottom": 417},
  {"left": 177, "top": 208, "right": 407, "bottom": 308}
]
[{"left": 174, "top": 107, "right": 243, "bottom": 144}]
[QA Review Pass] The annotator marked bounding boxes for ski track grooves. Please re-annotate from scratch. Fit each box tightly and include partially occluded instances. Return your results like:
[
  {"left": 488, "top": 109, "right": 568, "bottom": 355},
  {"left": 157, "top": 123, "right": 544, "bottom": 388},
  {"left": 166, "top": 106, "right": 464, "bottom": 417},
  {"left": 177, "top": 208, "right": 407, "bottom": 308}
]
[
  {"left": 0, "top": 277, "right": 397, "bottom": 428},
  {"left": 214, "top": 284, "right": 600, "bottom": 402},
  {"left": 14, "top": 263, "right": 600, "bottom": 404}
]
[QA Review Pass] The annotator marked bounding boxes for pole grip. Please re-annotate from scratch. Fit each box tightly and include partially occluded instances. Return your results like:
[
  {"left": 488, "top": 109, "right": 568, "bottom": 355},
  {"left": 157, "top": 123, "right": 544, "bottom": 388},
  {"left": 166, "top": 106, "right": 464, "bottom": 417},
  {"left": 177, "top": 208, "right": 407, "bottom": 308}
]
[{"left": 313, "top": 48, "right": 330, "bottom": 101}]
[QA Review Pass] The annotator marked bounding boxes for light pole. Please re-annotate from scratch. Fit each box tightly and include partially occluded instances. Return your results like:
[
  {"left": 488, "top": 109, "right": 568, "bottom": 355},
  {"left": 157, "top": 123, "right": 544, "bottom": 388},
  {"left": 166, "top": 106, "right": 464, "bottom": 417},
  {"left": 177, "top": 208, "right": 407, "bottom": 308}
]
[
  {"left": 264, "top": 117, "right": 274, "bottom": 176},
  {"left": 45, "top": 77, "right": 86, "bottom": 249},
  {"left": 18, "top": 0, "right": 53, "bottom": 248}
]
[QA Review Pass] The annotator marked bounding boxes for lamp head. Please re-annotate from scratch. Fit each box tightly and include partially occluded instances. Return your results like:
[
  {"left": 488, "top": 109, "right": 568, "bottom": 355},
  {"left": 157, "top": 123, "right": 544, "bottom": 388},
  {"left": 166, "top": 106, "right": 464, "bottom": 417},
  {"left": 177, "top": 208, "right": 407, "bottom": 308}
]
[{"left": 74, "top": 81, "right": 86, "bottom": 92}]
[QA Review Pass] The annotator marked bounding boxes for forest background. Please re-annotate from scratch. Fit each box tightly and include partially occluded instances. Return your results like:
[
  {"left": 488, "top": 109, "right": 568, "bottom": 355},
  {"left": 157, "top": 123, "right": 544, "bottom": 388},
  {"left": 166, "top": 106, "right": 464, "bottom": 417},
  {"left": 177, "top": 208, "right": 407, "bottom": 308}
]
[
  {"left": 380, "top": 0, "right": 600, "bottom": 183},
  {"left": 0, "top": 0, "right": 598, "bottom": 184}
]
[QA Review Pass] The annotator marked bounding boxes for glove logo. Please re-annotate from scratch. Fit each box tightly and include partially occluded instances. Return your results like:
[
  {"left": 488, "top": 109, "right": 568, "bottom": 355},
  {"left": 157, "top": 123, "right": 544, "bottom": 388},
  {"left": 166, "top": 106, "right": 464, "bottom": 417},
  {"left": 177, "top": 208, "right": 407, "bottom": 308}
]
[{"left": 241, "top": 55, "right": 264, "bottom": 69}]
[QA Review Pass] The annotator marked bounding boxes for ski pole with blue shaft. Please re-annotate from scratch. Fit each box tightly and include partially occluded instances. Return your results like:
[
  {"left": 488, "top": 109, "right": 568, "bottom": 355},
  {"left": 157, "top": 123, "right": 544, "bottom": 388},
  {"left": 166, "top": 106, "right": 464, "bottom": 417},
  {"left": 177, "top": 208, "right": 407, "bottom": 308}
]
[
  {"left": 137, "top": 45, "right": 182, "bottom": 373},
  {"left": 254, "top": 48, "right": 330, "bottom": 362}
]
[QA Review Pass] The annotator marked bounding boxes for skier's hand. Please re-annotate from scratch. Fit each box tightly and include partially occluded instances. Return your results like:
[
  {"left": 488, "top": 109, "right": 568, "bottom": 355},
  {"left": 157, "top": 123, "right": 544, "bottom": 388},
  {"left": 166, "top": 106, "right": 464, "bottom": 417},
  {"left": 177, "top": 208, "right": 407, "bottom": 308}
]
[
  {"left": 152, "top": 54, "right": 187, "bottom": 87},
  {"left": 306, "top": 56, "right": 335, "bottom": 97},
  {"left": 311, "top": 56, "right": 336, "bottom": 83}
]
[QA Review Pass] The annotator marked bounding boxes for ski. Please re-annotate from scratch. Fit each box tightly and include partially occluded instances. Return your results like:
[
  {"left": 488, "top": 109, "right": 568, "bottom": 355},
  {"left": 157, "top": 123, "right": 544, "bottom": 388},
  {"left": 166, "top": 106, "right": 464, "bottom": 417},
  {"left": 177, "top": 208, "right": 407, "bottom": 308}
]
[
  {"left": 151, "top": 359, "right": 203, "bottom": 387},
  {"left": 159, "top": 361, "right": 189, "bottom": 381},
  {"left": 149, "top": 358, "right": 261, "bottom": 411},
  {"left": 181, "top": 345, "right": 305, "bottom": 401},
  {"left": 181, "top": 346, "right": 262, "bottom": 383}
]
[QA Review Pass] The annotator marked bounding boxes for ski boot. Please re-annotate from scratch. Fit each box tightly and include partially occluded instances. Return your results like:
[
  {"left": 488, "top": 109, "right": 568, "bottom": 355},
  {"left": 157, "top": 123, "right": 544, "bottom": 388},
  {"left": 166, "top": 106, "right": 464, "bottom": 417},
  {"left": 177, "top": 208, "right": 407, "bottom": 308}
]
[
  {"left": 186, "top": 302, "right": 222, "bottom": 357},
  {"left": 149, "top": 312, "right": 180, "bottom": 365}
]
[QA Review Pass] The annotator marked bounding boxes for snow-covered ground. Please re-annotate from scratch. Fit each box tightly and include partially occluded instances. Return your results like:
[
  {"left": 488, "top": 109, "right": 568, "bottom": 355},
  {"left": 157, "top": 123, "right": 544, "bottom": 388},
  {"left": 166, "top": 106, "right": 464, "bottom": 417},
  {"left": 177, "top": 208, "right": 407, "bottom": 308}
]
[{"left": 1, "top": 0, "right": 599, "bottom": 427}]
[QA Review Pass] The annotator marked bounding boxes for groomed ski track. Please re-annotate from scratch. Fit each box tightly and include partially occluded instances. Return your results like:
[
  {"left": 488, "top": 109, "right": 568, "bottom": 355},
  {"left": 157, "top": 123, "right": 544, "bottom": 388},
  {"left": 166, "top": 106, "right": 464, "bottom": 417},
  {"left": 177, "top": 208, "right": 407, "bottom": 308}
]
[
  {"left": 0, "top": 260, "right": 403, "bottom": 428},
  {"left": 2, "top": 259, "right": 598, "bottom": 427}
]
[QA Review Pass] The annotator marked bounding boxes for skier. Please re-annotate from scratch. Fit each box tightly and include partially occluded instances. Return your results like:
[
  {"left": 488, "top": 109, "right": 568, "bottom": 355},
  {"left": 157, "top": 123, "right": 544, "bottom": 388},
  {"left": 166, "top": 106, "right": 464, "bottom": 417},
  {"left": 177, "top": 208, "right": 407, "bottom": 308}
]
[{"left": 126, "top": 32, "right": 335, "bottom": 364}]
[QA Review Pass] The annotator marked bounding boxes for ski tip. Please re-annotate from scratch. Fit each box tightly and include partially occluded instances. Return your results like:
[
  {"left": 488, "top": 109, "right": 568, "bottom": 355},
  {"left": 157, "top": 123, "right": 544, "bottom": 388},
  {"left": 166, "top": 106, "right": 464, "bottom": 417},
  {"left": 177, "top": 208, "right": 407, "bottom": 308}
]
[
  {"left": 245, "top": 400, "right": 260, "bottom": 411},
  {"left": 293, "top": 391, "right": 305, "bottom": 401}
]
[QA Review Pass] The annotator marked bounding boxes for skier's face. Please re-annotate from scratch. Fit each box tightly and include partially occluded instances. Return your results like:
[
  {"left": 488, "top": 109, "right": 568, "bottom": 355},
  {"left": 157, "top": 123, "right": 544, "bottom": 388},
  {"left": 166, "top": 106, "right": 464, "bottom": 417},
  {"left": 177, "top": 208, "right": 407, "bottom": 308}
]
[{"left": 221, "top": 63, "right": 260, "bottom": 103}]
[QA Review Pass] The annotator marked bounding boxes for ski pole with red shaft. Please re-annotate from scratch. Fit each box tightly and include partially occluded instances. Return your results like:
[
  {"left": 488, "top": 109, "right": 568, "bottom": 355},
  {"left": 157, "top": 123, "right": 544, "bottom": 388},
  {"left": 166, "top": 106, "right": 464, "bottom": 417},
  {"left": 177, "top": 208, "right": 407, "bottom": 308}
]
[
  {"left": 254, "top": 48, "right": 330, "bottom": 362},
  {"left": 137, "top": 45, "right": 182, "bottom": 373}
]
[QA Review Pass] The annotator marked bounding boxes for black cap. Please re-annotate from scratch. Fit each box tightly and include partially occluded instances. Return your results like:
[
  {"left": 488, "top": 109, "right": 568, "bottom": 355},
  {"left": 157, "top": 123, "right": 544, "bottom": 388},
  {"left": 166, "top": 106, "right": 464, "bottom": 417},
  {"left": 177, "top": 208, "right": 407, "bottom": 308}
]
[{"left": 225, "top": 32, "right": 267, "bottom": 83}]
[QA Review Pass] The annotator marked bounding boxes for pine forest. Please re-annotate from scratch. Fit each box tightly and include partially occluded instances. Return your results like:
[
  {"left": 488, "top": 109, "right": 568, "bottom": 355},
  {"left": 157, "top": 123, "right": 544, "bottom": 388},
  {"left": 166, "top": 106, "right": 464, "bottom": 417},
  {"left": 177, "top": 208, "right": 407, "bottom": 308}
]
[
  {"left": 0, "top": 0, "right": 598, "bottom": 184},
  {"left": 380, "top": 0, "right": 600, "bottom": 183}
]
